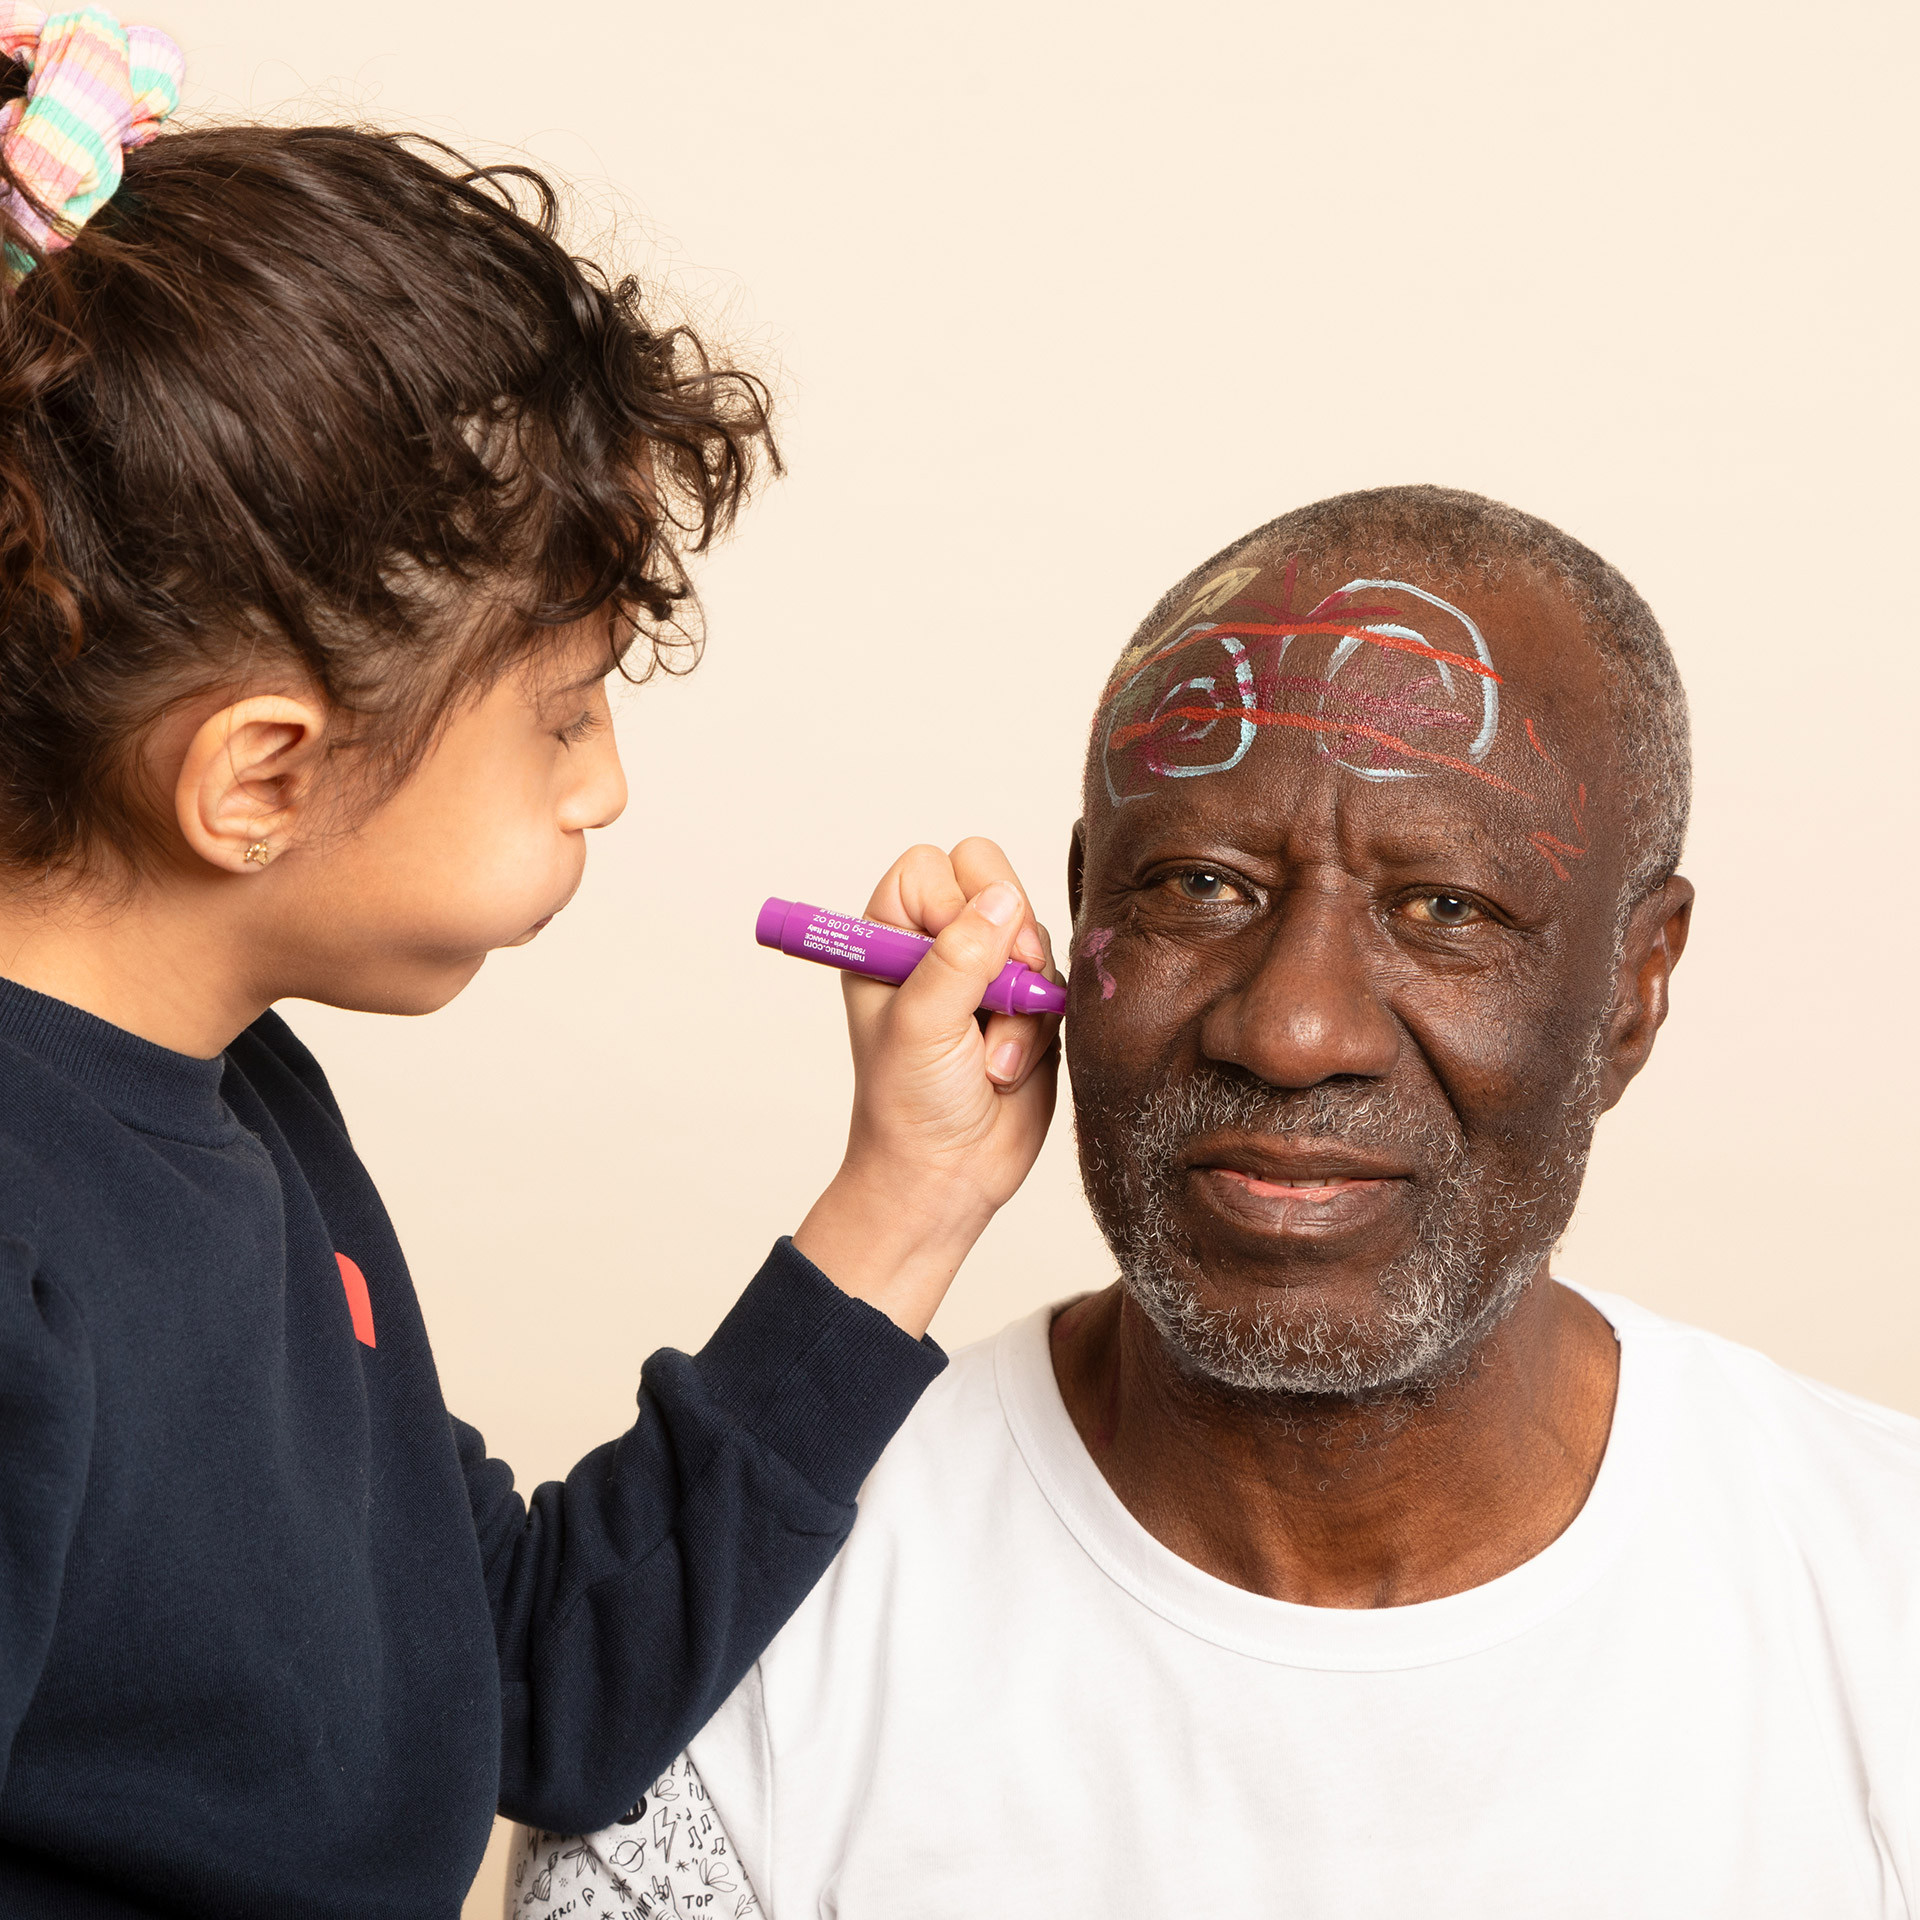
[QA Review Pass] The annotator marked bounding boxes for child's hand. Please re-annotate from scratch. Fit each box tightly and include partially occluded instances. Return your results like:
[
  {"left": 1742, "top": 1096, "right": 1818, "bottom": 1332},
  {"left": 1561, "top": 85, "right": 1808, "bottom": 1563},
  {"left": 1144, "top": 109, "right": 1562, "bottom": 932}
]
[{"left": 792, "top": 839, "right": 1060, "bottom": 1337}]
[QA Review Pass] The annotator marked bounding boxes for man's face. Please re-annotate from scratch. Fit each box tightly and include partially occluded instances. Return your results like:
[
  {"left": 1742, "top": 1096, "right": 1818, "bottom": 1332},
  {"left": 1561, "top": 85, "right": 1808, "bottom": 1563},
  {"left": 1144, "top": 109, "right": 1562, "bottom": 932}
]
[{"left": 1067, "top": 550, "right": 1636, "bottom": 1397}]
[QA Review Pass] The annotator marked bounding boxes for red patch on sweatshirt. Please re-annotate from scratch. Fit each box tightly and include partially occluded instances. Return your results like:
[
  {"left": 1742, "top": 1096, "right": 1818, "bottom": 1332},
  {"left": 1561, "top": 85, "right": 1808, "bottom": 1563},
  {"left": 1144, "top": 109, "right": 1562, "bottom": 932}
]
[{"left": 336, "top": 1253, "right": 376, "bottom": 1348}]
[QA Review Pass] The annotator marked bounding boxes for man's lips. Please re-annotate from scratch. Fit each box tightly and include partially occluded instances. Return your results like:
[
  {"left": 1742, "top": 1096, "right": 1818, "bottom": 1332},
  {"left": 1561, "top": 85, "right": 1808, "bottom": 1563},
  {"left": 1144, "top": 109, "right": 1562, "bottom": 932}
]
[
  {"left": 1180, "top": 1136, "right": 1413, "bottom": 1234},
  {"left": 1211, "top": 1168, "right": 1390, "bottom": 1202},
  {"left": 1181, "top": 1136, "right": 1413, "bottom": 1188}
]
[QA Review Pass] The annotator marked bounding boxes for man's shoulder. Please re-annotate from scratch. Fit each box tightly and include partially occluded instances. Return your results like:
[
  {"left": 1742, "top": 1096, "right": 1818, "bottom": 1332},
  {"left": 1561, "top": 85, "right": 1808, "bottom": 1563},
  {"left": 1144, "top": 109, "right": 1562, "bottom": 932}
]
[
  {"left": 1593, "top": 1283, "right": 1920, "bottom": 1447},
  {"left": 749, "top": 1302, "right": 1059, "bottom": 1607},
  {"left": 858, "top": 1306, "right": 1036, "bottom": 1488},
  {"left": 690, "top": 1303, "right": 1072, "bottom": 1812},
  {"left": 1584, "top": 1283, "right": 1920, "bottom": 1556}
]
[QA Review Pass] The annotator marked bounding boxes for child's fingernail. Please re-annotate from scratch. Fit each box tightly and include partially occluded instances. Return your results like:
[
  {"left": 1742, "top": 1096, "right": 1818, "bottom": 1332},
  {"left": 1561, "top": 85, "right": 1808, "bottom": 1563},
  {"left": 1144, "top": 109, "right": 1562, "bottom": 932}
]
[
  {"left": 977, "top": 883, "right": 1020, "bottom": 927},
  {"left": 989, "top": 1041, "right": 1024, "bottom": 1083},
  {"left": 1015, "top": 927, "right": 1045, "bottom": 967}
]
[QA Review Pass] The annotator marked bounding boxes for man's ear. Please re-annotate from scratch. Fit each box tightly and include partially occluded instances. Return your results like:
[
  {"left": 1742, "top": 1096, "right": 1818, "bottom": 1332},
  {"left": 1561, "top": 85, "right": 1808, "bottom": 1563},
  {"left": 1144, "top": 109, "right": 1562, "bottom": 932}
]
[
  {"left": 1067, "top": 820, "right": 1087, "bottom": 926},
  {"left": 175, "top": 694, "right": 331, "bottom": 874},
  {"left": 1597, "top": 874, "right": 1694, "bottom": 1111}
]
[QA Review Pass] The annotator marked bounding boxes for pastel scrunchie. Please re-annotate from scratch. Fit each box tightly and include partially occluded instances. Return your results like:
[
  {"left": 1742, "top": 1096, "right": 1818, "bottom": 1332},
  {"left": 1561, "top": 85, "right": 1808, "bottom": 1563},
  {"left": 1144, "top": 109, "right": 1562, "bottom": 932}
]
[{"left": 0, "top": 2, "right": 182, "bottom": 270}]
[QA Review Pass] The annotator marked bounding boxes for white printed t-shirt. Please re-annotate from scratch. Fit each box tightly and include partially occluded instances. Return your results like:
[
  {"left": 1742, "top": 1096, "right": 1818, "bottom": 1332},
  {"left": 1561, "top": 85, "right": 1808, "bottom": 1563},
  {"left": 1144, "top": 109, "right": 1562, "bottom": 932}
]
[{"left": 520, "top": 1285, "right": 1920, "bottom": 1919}]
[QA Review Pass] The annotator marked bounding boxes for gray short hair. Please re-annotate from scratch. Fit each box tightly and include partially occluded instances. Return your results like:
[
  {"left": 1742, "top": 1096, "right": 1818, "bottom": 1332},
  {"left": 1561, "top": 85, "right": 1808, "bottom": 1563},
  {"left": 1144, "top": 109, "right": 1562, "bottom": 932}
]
[{"left": 1114, "top": 484, "right": 1690, "bottom": 905}]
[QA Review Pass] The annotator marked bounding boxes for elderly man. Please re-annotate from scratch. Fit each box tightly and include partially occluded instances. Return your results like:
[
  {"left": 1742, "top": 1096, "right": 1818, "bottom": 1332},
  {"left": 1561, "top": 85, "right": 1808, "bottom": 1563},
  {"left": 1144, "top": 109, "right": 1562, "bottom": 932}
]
[{"left": 514, "top": 486, "right": 1919, "bottom": 1918}]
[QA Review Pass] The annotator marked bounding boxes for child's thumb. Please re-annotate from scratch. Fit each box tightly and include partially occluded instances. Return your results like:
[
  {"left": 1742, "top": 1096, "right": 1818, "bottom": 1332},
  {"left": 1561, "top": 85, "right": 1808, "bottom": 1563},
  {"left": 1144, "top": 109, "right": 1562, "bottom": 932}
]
[{"left": 889, "top": 882, "right": 1025, "bottom": 1042}]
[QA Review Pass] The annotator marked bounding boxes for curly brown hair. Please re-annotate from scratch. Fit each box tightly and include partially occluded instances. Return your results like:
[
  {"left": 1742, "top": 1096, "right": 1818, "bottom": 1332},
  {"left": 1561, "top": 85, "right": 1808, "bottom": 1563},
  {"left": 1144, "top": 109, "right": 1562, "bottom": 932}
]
[{"left": 0, "top": 118, "right": 777, "bottom": 874}]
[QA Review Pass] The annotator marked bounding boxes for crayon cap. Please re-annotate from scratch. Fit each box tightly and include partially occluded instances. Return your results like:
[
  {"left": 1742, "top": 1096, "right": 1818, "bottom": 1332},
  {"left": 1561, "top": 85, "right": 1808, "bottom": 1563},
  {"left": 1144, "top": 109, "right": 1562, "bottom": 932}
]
[{"left": 756, "top": 898, "right": 796, "bottom": 949}]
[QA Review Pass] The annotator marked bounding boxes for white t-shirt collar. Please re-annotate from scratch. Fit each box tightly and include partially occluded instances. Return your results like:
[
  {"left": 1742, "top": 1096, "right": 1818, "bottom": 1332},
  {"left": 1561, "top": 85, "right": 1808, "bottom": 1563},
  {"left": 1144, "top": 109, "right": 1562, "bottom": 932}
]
[{"left": 993, "top": 1284, "right": 1668, "bottom": 1672}]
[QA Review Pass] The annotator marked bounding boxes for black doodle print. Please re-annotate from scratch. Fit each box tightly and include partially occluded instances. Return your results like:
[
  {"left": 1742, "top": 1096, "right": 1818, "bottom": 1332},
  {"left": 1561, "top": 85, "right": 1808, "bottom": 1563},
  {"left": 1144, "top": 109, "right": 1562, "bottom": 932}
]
[{"left": 507, "top": 1752, "right": 761, "bottom": 1920}]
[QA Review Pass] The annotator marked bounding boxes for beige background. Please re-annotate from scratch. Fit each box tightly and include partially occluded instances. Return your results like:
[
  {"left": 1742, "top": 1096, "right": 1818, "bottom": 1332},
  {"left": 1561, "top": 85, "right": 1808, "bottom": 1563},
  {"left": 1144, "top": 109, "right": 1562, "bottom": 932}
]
[{"left": 156, "top": 0, "right": 1919, "bottom": 1909}]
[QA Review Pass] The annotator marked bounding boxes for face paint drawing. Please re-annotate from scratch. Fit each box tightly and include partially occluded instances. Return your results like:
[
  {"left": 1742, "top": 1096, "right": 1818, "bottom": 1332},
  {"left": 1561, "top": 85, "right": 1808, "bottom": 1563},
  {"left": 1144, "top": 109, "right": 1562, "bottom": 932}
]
[
  {"left": 1099, "top": 562, "right": 1607, "bottom": 885},
  {"left": 1077, "top": 926, "right": 1118, "bottom": 1000},
  {"left": 1318, "top": 580, "right": 1499, "bottom": 778},
  {"left": 1521, "top": 716, "right": 1591, "bottom": 880},
  {"left": 1099, "top": 575, "right": 1513, "bottom": 808},
  {"left": 1103, "top": 565, "right": 1264, "bottom": 694}
]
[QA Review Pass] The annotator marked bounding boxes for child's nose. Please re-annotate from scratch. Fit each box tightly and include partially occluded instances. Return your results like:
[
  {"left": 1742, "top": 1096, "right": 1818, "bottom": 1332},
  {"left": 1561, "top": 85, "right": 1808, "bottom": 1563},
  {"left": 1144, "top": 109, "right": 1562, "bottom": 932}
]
[{"left": 565, "top": 735, "right": 628, "bottom": 832}]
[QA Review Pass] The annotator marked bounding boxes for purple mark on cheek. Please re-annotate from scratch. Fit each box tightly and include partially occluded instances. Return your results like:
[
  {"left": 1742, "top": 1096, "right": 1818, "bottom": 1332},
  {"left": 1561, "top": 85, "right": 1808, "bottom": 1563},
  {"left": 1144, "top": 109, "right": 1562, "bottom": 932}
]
[{"left": 1077, "top": 926, "right": 1118, "bottom": 1000}]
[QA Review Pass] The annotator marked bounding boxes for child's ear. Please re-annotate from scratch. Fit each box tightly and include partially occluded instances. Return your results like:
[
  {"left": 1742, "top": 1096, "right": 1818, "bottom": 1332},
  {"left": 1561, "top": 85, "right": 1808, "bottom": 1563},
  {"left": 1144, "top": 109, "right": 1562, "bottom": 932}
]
[{"left": 175, "top": 694, "right": 331, "bottom": 874}]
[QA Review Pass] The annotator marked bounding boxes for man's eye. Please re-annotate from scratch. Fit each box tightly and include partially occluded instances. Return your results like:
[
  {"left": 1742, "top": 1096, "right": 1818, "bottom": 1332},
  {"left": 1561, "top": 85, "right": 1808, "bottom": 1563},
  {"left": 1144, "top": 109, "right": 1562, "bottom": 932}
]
[
  {"left": 1170, "top": 868, "right": 1240, "bottom": 903},
  {"left": 1406, "top": 892, "right": 1483, "bottom": 927}
]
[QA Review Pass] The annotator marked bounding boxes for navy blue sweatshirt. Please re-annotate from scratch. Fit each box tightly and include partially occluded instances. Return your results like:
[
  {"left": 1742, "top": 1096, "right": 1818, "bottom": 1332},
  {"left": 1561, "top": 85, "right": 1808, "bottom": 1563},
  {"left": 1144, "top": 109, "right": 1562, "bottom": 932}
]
[{"left": 0, "top": 978, "right": 945, "bottom": 1916}]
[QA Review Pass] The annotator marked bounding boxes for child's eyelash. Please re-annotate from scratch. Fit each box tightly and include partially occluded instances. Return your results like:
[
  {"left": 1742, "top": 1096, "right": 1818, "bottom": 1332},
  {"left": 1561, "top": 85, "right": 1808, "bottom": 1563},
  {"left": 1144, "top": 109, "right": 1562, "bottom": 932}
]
[{"left": 558, "top": 710, "right": 603, "bottom": 744}]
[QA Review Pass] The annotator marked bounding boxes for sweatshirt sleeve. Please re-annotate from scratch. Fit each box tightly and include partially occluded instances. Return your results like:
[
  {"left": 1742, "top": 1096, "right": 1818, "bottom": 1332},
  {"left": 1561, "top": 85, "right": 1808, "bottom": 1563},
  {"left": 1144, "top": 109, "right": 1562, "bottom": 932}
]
[
  {"left": 464, "top": 1236, "right": 945, "bottom": 1833},
  {"left": 0, "top": 1234, "right": 94, "bottom": 1797}
]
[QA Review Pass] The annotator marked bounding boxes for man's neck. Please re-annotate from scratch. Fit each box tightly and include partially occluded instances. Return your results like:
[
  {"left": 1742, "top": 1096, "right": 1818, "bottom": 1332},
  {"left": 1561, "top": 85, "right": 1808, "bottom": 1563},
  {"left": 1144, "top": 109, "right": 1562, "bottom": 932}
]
[{"left": 1048, "top": 1276, "right": 1619, "bottom": 1608}]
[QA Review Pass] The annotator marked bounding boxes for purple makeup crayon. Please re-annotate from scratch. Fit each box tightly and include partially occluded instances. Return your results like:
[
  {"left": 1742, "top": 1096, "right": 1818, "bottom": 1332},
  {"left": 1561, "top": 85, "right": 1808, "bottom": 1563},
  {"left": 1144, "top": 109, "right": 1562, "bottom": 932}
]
[{"left": 757, "top": 898, "right": 1067, "bottom": 1016}]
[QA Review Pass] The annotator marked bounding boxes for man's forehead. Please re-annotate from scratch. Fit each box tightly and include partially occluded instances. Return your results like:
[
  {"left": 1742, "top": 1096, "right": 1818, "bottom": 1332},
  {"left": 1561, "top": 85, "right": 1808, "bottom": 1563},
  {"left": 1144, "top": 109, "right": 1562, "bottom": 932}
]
[
  {"left": 1087, "top": 546, "right": 1614, "bottom": 874},
  {"left": 1098, "top": 556, "right": 1605, "bottom": 794}
]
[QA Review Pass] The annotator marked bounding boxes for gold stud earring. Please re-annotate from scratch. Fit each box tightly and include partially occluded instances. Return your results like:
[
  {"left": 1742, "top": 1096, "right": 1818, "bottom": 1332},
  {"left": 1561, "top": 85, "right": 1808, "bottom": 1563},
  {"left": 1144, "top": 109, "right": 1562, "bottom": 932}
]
[{"left": 243, "top": 841, "right": 272, "bottom": 867}]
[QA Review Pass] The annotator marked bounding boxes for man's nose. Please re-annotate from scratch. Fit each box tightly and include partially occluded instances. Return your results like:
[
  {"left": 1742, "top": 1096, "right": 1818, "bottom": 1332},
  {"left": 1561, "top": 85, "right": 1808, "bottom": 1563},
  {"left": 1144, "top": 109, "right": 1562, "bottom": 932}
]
[{"left": 1198, "top": 889, "right": 1400, "bottom": 1088}]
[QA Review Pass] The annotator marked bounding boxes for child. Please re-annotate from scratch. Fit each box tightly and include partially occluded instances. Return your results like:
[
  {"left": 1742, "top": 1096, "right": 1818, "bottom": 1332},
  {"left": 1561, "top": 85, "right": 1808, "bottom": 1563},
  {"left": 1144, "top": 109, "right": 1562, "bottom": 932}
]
[{"left": 0, "top": 13, "right": 1059, "bottom": 1916}]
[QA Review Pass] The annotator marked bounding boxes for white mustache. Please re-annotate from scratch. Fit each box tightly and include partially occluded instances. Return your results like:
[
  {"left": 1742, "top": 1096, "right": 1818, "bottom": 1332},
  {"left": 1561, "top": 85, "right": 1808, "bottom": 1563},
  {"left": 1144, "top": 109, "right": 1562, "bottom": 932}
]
[{"left": 1121, "top": 1071, "right": 1470, "bottom": 1188}]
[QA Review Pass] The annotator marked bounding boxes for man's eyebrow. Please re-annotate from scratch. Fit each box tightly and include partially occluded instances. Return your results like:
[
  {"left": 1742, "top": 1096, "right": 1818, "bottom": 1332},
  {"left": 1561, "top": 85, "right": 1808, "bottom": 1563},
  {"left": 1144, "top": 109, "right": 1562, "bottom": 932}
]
[{"left": 1362, "top": 823, "right": 1528, "bottom": 865}]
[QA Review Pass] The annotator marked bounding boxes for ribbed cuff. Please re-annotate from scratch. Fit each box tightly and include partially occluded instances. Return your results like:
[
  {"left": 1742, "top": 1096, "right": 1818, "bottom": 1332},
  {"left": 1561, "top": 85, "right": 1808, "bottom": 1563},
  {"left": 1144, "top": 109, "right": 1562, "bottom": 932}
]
[{"left": 693, "top": 1237, "right": 947, "bottom": 1506}]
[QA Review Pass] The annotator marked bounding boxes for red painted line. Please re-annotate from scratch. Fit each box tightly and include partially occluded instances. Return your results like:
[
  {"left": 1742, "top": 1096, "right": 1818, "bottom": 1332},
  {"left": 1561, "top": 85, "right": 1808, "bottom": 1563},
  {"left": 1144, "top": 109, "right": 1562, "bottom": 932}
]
[
  {"left": 1525, "top": 831, "right": 1587, "bottom": 881},
  {"left": 1528, "top": 839, "right": 1570, "bottom": 881},
  {"left": 1110, "top": 706, "right": 1530, "bottom": 797},
  {"left": 1100, "top": 622, "right": 1502, "bottom": 710}
]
